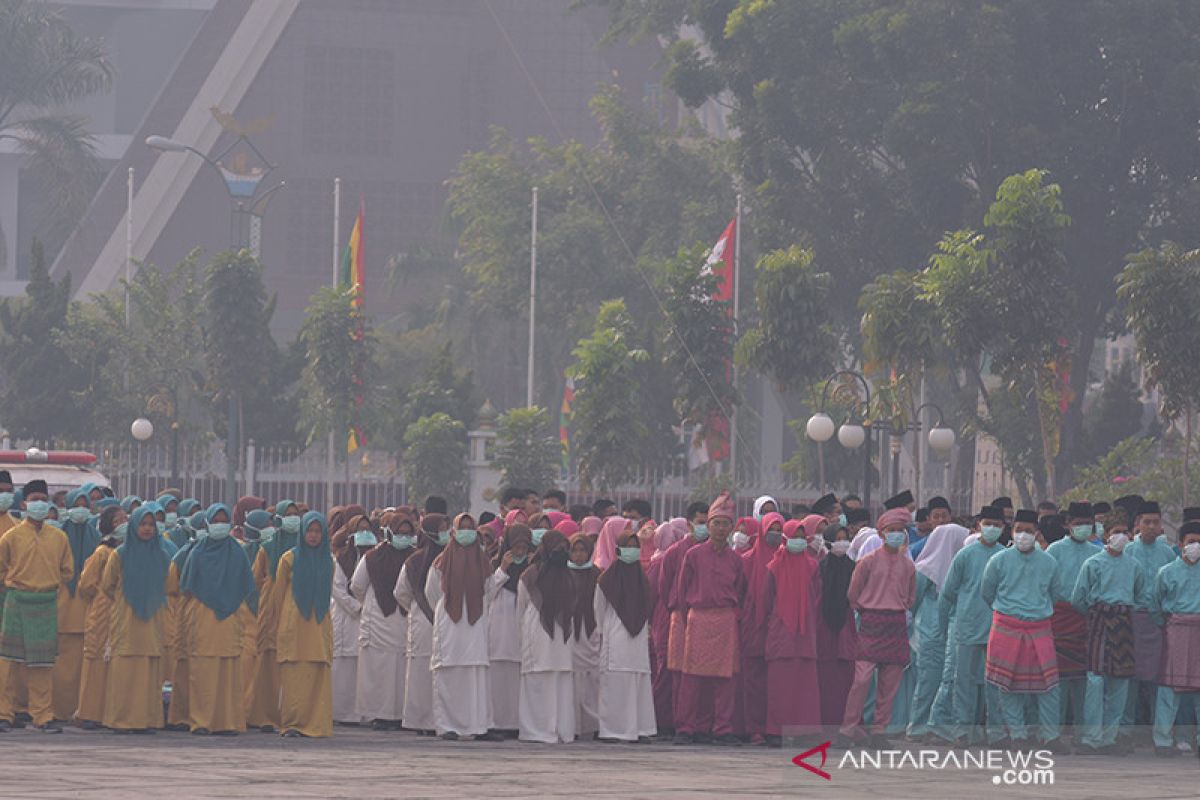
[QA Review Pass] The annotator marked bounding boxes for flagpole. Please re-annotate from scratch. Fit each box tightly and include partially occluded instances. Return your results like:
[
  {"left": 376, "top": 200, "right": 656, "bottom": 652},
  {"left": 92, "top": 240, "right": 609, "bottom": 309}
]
[
  {"left": 328, "top": 177, "right": 341, "bottom": 508},
  {"left": 124, "top": 166, "right": 133, "bottom": 391},
  {"left": 527, "top": 186, "right": 538, "bottom": 408},
  {"left": 729, "top": 193, "right": 742, "bottom": 487}
]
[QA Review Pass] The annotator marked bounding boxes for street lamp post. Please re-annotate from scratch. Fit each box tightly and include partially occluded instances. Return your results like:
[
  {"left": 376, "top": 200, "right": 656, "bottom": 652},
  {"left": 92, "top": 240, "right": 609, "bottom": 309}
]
[
  {"left": 146, "top": 130, "right": 284, "bottom": 506},
  {"left": 806, "top": 370, "right": 874, "bottom": 509},
  {"left": 131, "top": 418, "right": 153, "bottom": 499}
]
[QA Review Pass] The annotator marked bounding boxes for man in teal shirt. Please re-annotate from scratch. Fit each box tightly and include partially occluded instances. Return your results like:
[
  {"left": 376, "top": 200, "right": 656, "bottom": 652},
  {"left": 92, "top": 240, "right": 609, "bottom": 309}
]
[
  {"left": 981, "top": 509, "right": 1068, "bottom": 752},
  {"left": 939, "top": 506, "right": 1005, "bottom": 745},
  {"left": 1149, "top": 520, "right": 1200, "bottom": 757},
  {"left": 1045, "top": 502, "right": 1102, "bottom": 735},
  {"left": 1071, "top": 513, "right": 1150, "bottom": 754},
  {"left": 1122, "top": 500, "right": 1177, "bottom": 738}
]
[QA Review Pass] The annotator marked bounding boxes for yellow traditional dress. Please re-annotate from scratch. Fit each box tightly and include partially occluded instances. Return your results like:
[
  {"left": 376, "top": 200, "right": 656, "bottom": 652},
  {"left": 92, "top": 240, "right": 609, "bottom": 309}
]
[
  {"left": 246, "top": 547, "right": 283, "bottom": 729},
  {"left": 75, "top": 544, "right": 117, "bottom": 724},
  {"left": 165, "top": 560, "right": 191, "bottom": 727},
  {"left": 100, "top": 554, "right": 167, "bottom": 730},
  {"left": 276, "top": 548, "right": 333, "bottom": 737}
]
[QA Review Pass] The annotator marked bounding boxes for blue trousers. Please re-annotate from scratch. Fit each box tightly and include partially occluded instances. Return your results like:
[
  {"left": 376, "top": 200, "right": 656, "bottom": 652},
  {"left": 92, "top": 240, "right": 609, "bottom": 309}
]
[
  {"left": 1058, "top": 675, "right": 1086, "bottom": 736},
  {"left": 906, "top": 635, "right": 945, "bottom": 737},
  {"left": 998, "top": 686, "right": 1061, "bottom": 742},
  {"left": 927, "top": 627, "right": 958, "bottom": 741},
  {"left": 1082, "top": 673, "right": 1129, "bottom": 747},
  {"left": 1152, "top": 686, "right": 1200, "bottom": 748},
  {"left": 953, "top": 643, "right": 1003, "bottom": 743}
]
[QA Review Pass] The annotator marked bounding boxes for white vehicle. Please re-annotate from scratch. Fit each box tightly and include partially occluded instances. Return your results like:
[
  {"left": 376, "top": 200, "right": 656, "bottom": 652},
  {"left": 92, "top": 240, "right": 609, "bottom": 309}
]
[{"left": 0, "top": 448, "right": 111, "bottom": 496}]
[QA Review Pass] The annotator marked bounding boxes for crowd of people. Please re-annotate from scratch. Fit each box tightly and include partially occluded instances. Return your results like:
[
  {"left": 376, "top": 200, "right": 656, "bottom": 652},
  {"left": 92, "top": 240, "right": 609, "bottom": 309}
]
[{"left": 0, "top": 470, "right": 1196, "bottom": 757}]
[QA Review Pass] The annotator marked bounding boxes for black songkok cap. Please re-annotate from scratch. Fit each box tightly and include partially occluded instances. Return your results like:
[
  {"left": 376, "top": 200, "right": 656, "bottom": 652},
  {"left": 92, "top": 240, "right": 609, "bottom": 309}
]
[
  {"left": 20, "top": 479, "right": 48, "bottom": 497},
  {"left": 978, "top": 505, "right": 1004, "bottom": 522},
  {"left": 1067, "top": 501, "right": 1093, "bottom": 520},
  {"left": 991, "top": 496, "right": 1013, "bottom": 509},
  {"left": 811, "top": 493, "right": 838, "bottom": 515},
  {"left": 1014, "top": 509, "right": 1039, "bottom": 524},
  {"left": 884, "top": 490, "right": 914, "bottom": 510}
]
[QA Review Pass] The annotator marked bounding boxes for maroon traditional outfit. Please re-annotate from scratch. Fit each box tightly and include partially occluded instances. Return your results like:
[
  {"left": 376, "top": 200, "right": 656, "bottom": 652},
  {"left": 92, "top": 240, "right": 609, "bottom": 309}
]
[
  {"left": 763, "top": 518, "right": 823, "bottom": 738},
  {"left": 646, "top": 519, "right": 687, "bottom": 731},
  {"left": 838, "top": 509, "right": 916, "bottom": 741},
  {"left": 739, "top": 511, "right": 784, "bottom": 740},
  {"left": 675, "top": 495, "right": 747, "bottom": 738},
  {"left": 658, "top": 529, "right": 701, "bottom": 727}
]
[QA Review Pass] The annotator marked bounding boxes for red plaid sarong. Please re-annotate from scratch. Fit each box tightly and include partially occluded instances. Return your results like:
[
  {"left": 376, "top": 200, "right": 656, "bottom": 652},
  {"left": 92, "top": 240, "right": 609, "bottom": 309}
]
[
  {"left": 681, "top": 607, "right": 739, "bottom": 678},
  {"left": 986, "top": 611, "right": 1059, "bottom": 693},
  {"left": 854, "top": 609, "right": 910, "bottom": 665},
  {"left": 667, "top": 610, "right": 687, "bottom": 672},
  {"left": 1050, "top": 601, "right": 1088, "bottom": 679},
  {"left": 1160, "top": 613, "right": 1200, "bottom": 691}
]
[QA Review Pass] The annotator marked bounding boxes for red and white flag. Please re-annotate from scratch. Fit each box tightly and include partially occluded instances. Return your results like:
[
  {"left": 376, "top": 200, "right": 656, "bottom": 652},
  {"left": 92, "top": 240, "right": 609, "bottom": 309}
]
[
  {"left": 704, "top": 217, "right": 736, "bottom": 303},
  {"left": 692, "top": 217, "right": 737, "bottom": 467}
]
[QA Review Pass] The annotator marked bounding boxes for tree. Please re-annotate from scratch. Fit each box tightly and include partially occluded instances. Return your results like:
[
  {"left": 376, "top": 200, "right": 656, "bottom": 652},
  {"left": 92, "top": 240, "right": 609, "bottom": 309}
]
[
  {"left": 298, "top": 286, "right": 374, "bottom": 446},
  {"left": 396, "top": 342, "right": 476, "bottom": 441},
  {"left": 493, "top": 406, "right": 560, "bottom": 493},
  {"left": 0, "top": 1, "right": 112, "bottom": 263},
  {"left": 402, "top": 413, "right": 468, "bottom": 511},
  {"left": 1081, "top": 361, "right": 1144, "bottom": 465},
  {"left": 566, "top": 299, "right": 651, "bottom": 490}
]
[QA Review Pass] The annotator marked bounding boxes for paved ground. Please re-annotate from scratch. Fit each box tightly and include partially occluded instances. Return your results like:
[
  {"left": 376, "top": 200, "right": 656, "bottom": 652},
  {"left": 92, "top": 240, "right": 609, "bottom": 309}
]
[{"left": 0, "top": 725, "right": 1197, "bottom": 799}]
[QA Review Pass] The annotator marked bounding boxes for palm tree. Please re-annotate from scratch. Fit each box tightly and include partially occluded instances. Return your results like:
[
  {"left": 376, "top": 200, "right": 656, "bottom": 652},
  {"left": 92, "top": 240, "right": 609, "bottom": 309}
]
[{"left": 0, "top": 0, "right": 112, "bottom": 267}]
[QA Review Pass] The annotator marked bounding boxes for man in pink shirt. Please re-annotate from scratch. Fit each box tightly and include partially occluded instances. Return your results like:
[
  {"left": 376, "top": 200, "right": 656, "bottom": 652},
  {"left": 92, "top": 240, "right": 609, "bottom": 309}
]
[{"left": 836, "top": 507, "right": 917, "bottom": 748}]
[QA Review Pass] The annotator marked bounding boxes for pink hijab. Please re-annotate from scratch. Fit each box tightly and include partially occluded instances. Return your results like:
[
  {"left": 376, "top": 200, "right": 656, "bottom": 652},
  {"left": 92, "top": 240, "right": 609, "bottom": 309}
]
[
  {"left": 545, "top": 510, "right": 570, "bottom": 529},
  {"left": 595, "top": 516, "right": 631, "bottom": 570},
  {"left": 652, "top": 518, "right": 688, "bottom": 561},
  {"left": 580, "top": 516, "right": 604, "bottom": 537},
  {"left": 743, "top": 511, "right": 786, "bottom": 630},
  {"left": 553, "top": 518, "right": 580, "bottom": 537},
  {"left": 504, "top": 508, "right": 529, "bottom": 528}
]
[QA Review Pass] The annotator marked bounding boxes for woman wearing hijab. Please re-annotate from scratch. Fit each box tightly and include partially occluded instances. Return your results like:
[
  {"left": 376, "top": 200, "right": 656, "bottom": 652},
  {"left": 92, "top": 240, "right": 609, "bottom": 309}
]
[
  {"left": 517, "top": 529, "right": 578, "bottom": 743},
  {"left": 238, "top": 508, "right": 275, "bottom": 725},
  {"left": 741, "top": 511, "right": 786, "bottom": 745},
  {"left": 178, "top": 503, "right": 257, "bottom": 734},
  {"left": 168, "top": 499, "right": 200, "bottom": 550},
  {"left": 74, "top": 505, "right": 125, "bottom": 729},
  {"left": 350, "top": 511, "right": 416, "bottom": 730},
  {"left": 816, "top": 522, "right": 857, "bottom": 729},
  {"left": 51, "top": 487, "right": 100, "bottom": 721},
  {"left": 646, "top": 518, "right": 687, "bottom": 734},
  {"left": 330, "top": 509, "right": 372, "bottom": 724},
  {"left": 752, "top": 495, "right": 779, "bottom": 522},
  {"left": 393, "top": 513, "right": 449, "bottom": 735},
  {"left": 580, "top": 515, "right": 603, "bottom": 545},
  {"left": 595, "top": 529, "right": 657, "bottom": 742},
  {"left": 594, "top": 516, "right": 628, "bottom": 571},
  {"left": 100, "top": 506, "right": 172, "bottom": 732},
  {"left": 568, "top": 532, "right": 601, "bottom": 739},
  {"left": 164, "top": 509, "right": 206, "bottom": 729},
  {"left": 244, "top": 500, "right": 299, "bottom": 733},
  {"left": 427, "top": 512, "right": 500, "bottom": 740},
  {"left": 486, "top": 522, "right": 533, "bottom": 736},
  {"left": 732, "top": 516, "right": 760, "bottom": 554},
  {"left": 272, "top": 511, "right": 334, "bottom": 738},
  {"left": 763, "top": 516, "right": 824, "bottom": 746}
]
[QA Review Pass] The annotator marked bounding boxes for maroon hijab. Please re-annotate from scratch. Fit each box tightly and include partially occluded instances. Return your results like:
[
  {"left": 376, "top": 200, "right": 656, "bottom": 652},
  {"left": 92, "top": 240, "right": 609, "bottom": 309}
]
[
  {"left": 597, "top": 531, "right": 654, "bottom": 637},
  {"left": 364, "top": 513, "right": 414, "bottom": 617}
]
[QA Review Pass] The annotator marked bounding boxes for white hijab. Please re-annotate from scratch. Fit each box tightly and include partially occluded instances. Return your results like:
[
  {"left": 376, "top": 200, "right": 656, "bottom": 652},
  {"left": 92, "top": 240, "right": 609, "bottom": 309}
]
[
  {"left": 848, "top": 526, "right": 877, "bottom": 560},
  {"left": 855, "top": 528, "right": 915, "bottom": 562},
  {"left": 914, "top": 523, "right": 969, "bottom": 592},
  {"left": 752, "top": 495, "right": 778, "bottom": 521}
]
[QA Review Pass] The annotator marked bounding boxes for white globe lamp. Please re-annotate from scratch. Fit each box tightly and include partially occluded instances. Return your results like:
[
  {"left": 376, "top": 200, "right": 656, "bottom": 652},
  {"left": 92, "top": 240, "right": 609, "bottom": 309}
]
[
  {"left": 131, "top": 417, "right": 154, "bottom": 442},
  {"left": 928, "top": 426, "right": 956, "bottom": 453},
  {"left": 838, "top": 423, "right": 866, "bottom": 449},
  {"left": 806, "top": 413, "right": 835, "bottom": 443}
]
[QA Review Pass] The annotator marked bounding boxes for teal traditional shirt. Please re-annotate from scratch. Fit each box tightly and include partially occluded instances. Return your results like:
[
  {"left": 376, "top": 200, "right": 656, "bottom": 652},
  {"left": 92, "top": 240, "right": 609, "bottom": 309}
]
[
  {"left": 938, "top": 541, "right": 1003, "bottom": 645},
  {"left": 1045, "top": 537, "right": 1101, "bottom": 602},
  {"left": 1125, "top": 536, "right": 1178, "bottom": 610},
  {"left": 1071, "top": 549, "right": 1149, "bottom": 612},
  {"left": 980, "top": 546, "right": 1062, "bottom": 621},
  {"left": 1150, "top": 557, "right": 1200, "bottom": 623}
]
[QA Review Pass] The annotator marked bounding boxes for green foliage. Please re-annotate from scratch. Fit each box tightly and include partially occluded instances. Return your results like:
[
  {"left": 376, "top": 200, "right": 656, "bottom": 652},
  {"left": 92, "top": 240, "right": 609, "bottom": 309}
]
[
  {"left": 859, "top": 270, "right": 940, "bottom": 377},
  {"left": 402, "top": 413, "right": 468, "bottom": 511},
  {"left": 1081, "top": 361, "right": 1144, "bottom": 464},
  {"left": 736, "top": 246, "right": 835, "bottom": 395},
  {"left": 397, "top": 342, "right": 476, "bottom": 439},
  {"left": 1062, "top": 435, "right": 1200, "bottom": 521},
  {"left": 298, "top": 287, "right": 374, "bottom": 445},
  {"left": 494, "top": 406, "right": 560, "bottom": 492},
  {"left": 566, "top": 299, "right": 651, "bottom": 490}
]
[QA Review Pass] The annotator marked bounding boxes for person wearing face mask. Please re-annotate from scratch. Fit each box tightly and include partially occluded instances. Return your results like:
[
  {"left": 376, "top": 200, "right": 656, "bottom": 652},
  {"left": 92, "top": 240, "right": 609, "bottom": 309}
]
[
  {"left": 835, "top": 508, "right": 916, "bottom": 749},
  {"left": 242, "top": 500, "right": 298, "bottom": 733},
  {"left": 1045, "top": 501, "right": 1102, "bottom": 733},
  {"left": 730, "top": 517, "right": 758, "bottom": 554},
  {"left": 330, "top": 510, "right": 372, "bottom": 725},
  {"left": 74, "top": 505, "right": 126, "bottom": 730},
  {"left": 393, "top": 513, "right": 450, "bottom": 736},
  {"left": 844, "top": 507, "right": 871, "bottom": 543},
  {"left": 163, "top": 509, "right": 206, "bottom": 730},
  {"left": 740, "top": 511, "right": 787, "bottom": 745},
  {"left": 427, "top": 512, "right": 500, "bottom": 741},
  {"left": 47, "top": 487, "right": 99, "bottom": 722},
  {"left": 762, "top": 516, "right": 823, "bottom": 747},
  {"left": 349, "top": 511, "right": 415, "bottom": 731},
  {"left": 485, "top": 522, "right": 533, "bottom": 737},
  {"left": 660, "top": 502, "right": 709, "bottom": 736},
  {"left": 752, "top": 495, "right": 778, "bottom": 522},
  {"left": 979, "top": 509, "right": 1068, "bottom": 752},
  {"left": 177, "top": 503, "right": 257, "bottom": 735},
  {"left": 1123, "top": 500, "right": 1176, "bottom": 737},
  {"left": 1149, "top": 519, "right": 1200, "bottom": 757},
  {"left": 647, "top": 518, "right": 688, "bottom": 737},
  {"left": 911, "top": 497, "right": 953, "bottom": 561},
  {"left": 0, "top": 470, "right": 18, "bottom": 538},
  {"left": 594, "top": 529, "right": 656, "bottom": 742},
  {"left": 937, "top": 506, "right": 1007, "bottom": 746},
  {"left": 0, "top": 480, "right": 73, "bottom": 733},
  {"left": 168, "top": 499, "right": 200, "bottom": 550},
  {"left": 237, "top": 506, "right": 270, "bottom": 725},
  {"left": 567, "top": 533, "right": 602, "bottom": 740},
  {"left": 812, "top": 493, "right": 842, "bottom": 529},
  {"left": 816, "top": 523, "right": 857, "bottom": 729},
  {"left": 673, "top": 493, "right": 747, "bottom": 746},
  {"left": 595, "top": 515, "right": 630, "bottom": 570},
  {"left": 275, "top": 511, "right": 334, "bottom": 738},
  {"left": 516, "top": 529, "right": 578, "bottom": 743},
  {"left": 1070, "top": 512, "right": 1150, "bottom": 754}
]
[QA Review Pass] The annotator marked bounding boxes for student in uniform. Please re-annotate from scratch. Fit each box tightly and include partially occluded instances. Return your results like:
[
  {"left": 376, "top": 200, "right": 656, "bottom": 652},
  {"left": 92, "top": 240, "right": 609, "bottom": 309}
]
[
  {"left": 330, "top": 510, "right": 372, "bottom": 724},
  {"left": 517, "top": 529, "right": 578, "bottom": 743},
  {"left": 164, "top": 509, "right": 206, "bottom": 730},
  {"left": 74, "top": 505, "right": 125, "bottom": 729},
  {"left": 1123, "top": 501, "right": 1176, "bottom": 735},
  {"left": 1045, "top": 502, "right": 1101, "bottom": 736},
  {"left": 741, "top": 511, "right": 785, "bottom": 745},
  {"left": 1150, "top": 520, "right": 1200, "bottom": 757},
  {"left": 816, "top": 521, "right": 857, "bottom": 731},
  {"left": 393, "top": 513, "right": 449, "bottom": 735},
  {"left": 245, "top": 499, "right": 300, "bottom": 733},
  {"left": 51, "top": 487, "right": 98, "bottom": 721},
  {"left": 568, "top": 530, "right": 601, "bottom": 739},
  {"left": 487, "top": 522, "right": 533, "bottom": 736}
]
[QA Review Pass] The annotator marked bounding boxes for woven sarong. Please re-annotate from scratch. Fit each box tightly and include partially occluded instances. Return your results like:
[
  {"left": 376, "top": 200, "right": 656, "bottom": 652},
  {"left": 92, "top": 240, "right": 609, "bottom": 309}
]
[
  {"left": 1050, "top": 601, "right": 1088, "bottom": 679},
  {"left": 0, "top": 589, "right": 59, "bottom": 666},
  {"left": 666, "top": 609, "right": 687, "bottom": 672},
  {"left": 985, "top": 611, "right": 1059, "bottom": 693},
  {"left": 681, "top": 607, "right": 739, "bottom": 678},
  {"left": 1160, "top": 613, "right": 1200, "bottom": 691},
  {"left": 854, "top": 609, "right": 910, "bottom": 665},
  {"left": 1086, "top": 603, "right": 1135, "bottom": 678},
  {"left": 1131, "top": 610, "right": 1163, "bottom": 682}
]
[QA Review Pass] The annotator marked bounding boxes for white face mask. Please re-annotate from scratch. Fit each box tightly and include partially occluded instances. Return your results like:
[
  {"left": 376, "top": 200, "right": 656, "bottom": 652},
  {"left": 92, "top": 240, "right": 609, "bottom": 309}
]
[
  {"left": 831, "top": 540, "right": 851, "bottom": 557},
  {"left": 1182, "top": 541, "right": 1200, "bottom": 563},
  {"left": 1013, "top": 531, "right": 1036, "bottom": 552},
  {"left": 1106, "top": 532, "right": 1129, "bottom": 553},
  {"left": 731, "top": 531, "right": 750, "bottom": 551}
]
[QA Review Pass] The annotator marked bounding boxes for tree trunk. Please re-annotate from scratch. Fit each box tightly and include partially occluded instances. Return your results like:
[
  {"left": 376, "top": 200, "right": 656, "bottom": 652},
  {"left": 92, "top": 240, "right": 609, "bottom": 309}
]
[
  {"left": 1055, "top": 313, "right": 1099, "bottom": 491},
  {"left": 1186, "top": 401, "right": 1193, "bottom": 508},
  {"left": 1033, "top": 369, "right": 1056, "bottom": 500}
]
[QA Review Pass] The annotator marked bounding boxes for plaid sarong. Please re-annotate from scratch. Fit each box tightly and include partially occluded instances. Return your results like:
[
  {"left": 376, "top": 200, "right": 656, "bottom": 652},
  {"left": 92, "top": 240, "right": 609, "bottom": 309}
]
[
  {"left": 681, "top": 607, "right": 739, "bottom": 678},
  {"left": 986, "top": 611, "right": 1059, "bottom": 693},
  {"left": 1160, "top": 613, "right": 1200, "bottom": 691},
  {"left": 666, "top": 609, "right": 687, "bottom": 672},
  {"left": 1086, "top": 603, "right": 1135, "bottom": 678},
  {"left": 1051, "top": 601, "right": 1089, "bottom": 679},
  {"left": 1131, "top": 610, "right": 1163, "bottom": 682},
  {"left": 0, "top": 589, "right": 59, "bottom": 666},
  {"left": 855, "top": 609, "right": 910, "bottom": 665}
]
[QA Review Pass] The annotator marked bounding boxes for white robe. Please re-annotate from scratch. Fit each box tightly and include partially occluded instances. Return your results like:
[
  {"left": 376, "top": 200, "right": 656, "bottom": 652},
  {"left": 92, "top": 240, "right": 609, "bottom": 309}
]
[
  {"left": 517, "top": 580, "right": 576, "bottom": 743},
  {"left": 350, "top": 556, "right": 408, "bottom": 721},
  {"left": 331, "top": 564, "right": 362, "bottom": 723},
  {"left": 394, "top": 561, "right": 435, "bottom": 732},
  {"left": 426, "top": 564, "right": 496, "bottom": 736},
  {"left": 594, "top": 587, "right": 656, "bottom": 740},
  {"left": 487, "top": 566, "right": 522, "bottom": 730},
  {"left": 573, "top": 599, "right": 601, "bottom": 737}
]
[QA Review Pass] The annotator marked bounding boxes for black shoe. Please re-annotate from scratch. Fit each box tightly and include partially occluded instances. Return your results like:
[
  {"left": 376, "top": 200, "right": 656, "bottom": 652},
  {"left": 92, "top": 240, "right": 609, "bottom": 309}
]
[
  {"left": 0, "top": 720, "right": 10, "bottom": 733},
  {"left": 113, "top": 728, "right": 133, "bottom": 735},
  {"left": 713, "top": 733, "right": 741, "bottom": 746},
  {"left": 259, "top": 724, "right": 275, "bottom": 733},
  {"left": 1155, "top": 745, "right": 1181, "bottom": 758},
  {"left": 212, "top": 729, "right": 238, "bottom": 736},
  {"left": 164, "top": 723, "right": 188, "bottom": 732},
  {"left": 79, "top": 719, "right": 100, "bottom": 731},
  {"left": 441, "top": 731, "right": 459, "bottom": 741},
  {"left": 1039, "top": 738, "right": 1071, "bottom": 755},
  {"left": 637, "top": 735, "right": 651, "bottom": 744},
  {"left": 867, "top": 734, "right": 891, "bottom": 749},
  {"left": 673, "top": 732, "right": 694, "bottom": 745},
  {"left": 832, "top": 734, "right": 857, "bottom": 749},
  {"left": 38, "top": 722, "right": 63, "bottom": 734},
  {"left": 598, "top": 736, "right": 620, "bottom": 743},
  {"left": 191, "top": 727, "right": 211, "bottom": 736},
  {"left": 371, "top": 719, "right": 390, "bottom": 731},
  {"left": 474, "top": 731, "right": 504, "bottom": 742},
  {"left": 693, "top": 732, "right": 713, "bottom": 745},
  {"left": 1074, "top": 744, "right": 1108, "bottom": 756},
  {"left": 281, "top": 729, "right": 302, "bottom": 738},
  {"left": 132, "top": 728, "right": 157, "bottom": 735},
  {"left": 15, "top": 712, "right": 31, "bottom": 724}
]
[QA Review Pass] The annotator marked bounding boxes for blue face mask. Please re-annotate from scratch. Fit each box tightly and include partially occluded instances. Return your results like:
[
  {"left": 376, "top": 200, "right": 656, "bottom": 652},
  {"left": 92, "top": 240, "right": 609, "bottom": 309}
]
[
  {"left": 113, "top": 522, "right": 128, "bottom": 542},
  {"left": 280, "top": 515, "right": 302, "bottom": 535},
  {"left": 156, "top": 521, "right": 166, "bottom": 535},
  {"left": 46, "top": 518, "right": 64, "bottom": 530},
  {"left": 838, "top": 513, "right": 848, "bottom": 527},
  {"left": 165, "top": 512, "right": 178, "bottom": 527},
  {"left": 1094, "top": 522, "right": 1105, "bottom": 538},
  {"left": 530, "top": 528, "right": 547, "bottom": 546},
  {"left": 454, "top": 529, "right": 478, "bottom": 546},
  {"left": 353, "top": 530, "right": 377, "bottom": 547},
  {"left": 692, "top": 524, "right": 709, "bottom": 541},
  {"left": 25, "top": 500, "right": 51, "bottom": 521},
  {"left": 785, "top": 537, "right": 807, "bottom": 554},
  {"left": 980, "top": 525, "right": 1003, "bottom": 544},
  {"left": 1070, "top": 524, "right": 1093, "bottom": 542},
  {"left": 257, "top": 526, "right": 276, "bottom": 544},
  {"left": 511, "top": 553, "right": 528, "bottom": 565},
  {"left": 67, "top": 507, "right": 92, "bottom": 524},
  {"left": 568, "top": 558, "right": 593, "bottom": 570},
  {"left": 0, "top": 492, "right": 13, "bottom": 512},
  {"left": 885, "top": 530, "right": 908, "bottom": 549},
  {"left": 207, "top": 522, "right": 232, "bottom": 540},
  {"left": 436, "top": 530, "right": 451, "bottom": 546},
  {"left": 391, "top": 534, "right": 416, "bottom": 550},
  {"left": 617, "top": 546, "right": 641, "bottom": 564}
]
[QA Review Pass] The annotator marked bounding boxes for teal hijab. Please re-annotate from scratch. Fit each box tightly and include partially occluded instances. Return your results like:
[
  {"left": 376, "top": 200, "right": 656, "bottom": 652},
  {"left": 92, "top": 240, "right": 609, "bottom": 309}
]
[
  {"left": 178, "top": 503, "right": 257, "bottom": 619},
  {"left": 169, "top": 499, "right": 200, "bottom": 549},
  {"left": 117, "top": 506, "right": 171, "bottom": 621},
  {"left": 290, "top": 510, "right": 332, "bottom": 622},
  {"left": 62, "top": 487, "right": 100, "bottom": 596},
  {"left": 241, "top": 508, "right": 273, "bottom": 564},
  {"left": 263, "top": 499, "right": 299, "bottom": 579},
  {"left": 120, "top": 495, "right": 142, "bottom": 513}
]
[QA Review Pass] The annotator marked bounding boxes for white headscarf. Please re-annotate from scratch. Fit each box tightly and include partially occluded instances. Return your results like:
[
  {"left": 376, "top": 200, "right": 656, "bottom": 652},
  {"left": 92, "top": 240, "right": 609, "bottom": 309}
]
[
  {"left": 914, "top": 523, "right": 969, "bottom": 592},
  {"left": 752, "top": 495, "right": 778, "bottom": 521},
  {"left": 854, "top": 528, "right": 915, "bottom": 562},
  {"left": 848, "top": 526, "right": 877, "bottom": 560},
  {"left": 963, "top": 532, "right": 981, "bottom": 548}
]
